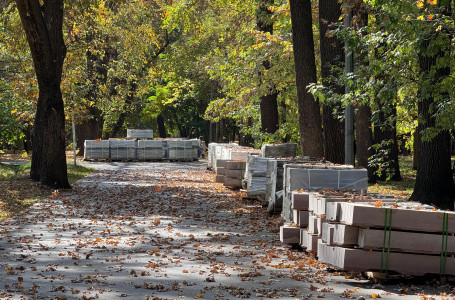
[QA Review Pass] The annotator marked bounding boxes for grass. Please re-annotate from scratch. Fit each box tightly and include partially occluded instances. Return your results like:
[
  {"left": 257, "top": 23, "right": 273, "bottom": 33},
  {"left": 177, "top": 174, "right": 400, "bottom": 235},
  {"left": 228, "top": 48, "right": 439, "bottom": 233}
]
[
  {"left": 368, "top": 155, "right": 416, "bottom": 199},
  {"left": 0, "top": 162, "right": 93, "bottom": 222}
]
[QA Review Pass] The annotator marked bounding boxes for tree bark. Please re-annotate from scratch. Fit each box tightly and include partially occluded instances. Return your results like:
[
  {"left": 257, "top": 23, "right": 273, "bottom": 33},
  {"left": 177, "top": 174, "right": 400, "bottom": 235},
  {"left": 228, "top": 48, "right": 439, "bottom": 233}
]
[
  {"left": 16, "top": 0, "right": 69, "bottom": 188},
  {"left": 372, "top": 100, "right": 402, "bottom": 181},
  {"left": 289, "top": 0, "right": 323, "bottom": 157},
  {"left": 412, "top": 130, "right": 419, "bottom": 170},
  {"left": 75, "top": 107, "right": 104, "bottom": 156},
  {"left": 351, "top": 5, "right": 377, "bottom": 182},
  {"left": 258, "top": 0, "right": 279, "bottom": 134},
  {"left": 410, "top": 11, "right": 454, "bottom": 209},
  {"left": 157, "top": 114, "right": 166, "bottom": 138},
  {"left": 76, "top": 30, "right": 109, "bottom": 156},
  {"left": 319, "top": 0, "right": 344, "bottom": 163},
  {"left": 355, "top": 105, "right": 376, "bottom": 183}
]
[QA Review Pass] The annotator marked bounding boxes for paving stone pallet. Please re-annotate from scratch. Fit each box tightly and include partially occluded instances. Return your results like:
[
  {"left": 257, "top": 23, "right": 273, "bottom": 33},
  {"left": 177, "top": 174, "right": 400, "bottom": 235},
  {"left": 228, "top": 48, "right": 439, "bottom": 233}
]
[
  {"left": 168, "top": 140, "right": 199, "bottom": 160},
  {"left": 282, "top": 164, "right": 368, "bottom": 222},
  {"left": 109, "top": 139, "right": 137, "bottom": 160},
  {"left": 84, "top": 140, "right": 110, "bottom": 160},
  {"left": 214, "top": 159, "right": 246, "bottom": 189},
  {"left": 244, "top": 155, "right": 320, "bottom": 209},
  {"left": 137, "top": 140, "right": 167, "bottom": 160},
  {"left": 127, "top": 129, "right": 154, "bottom": 139},
  {"left": 84, "top": 139, "right": 200, "bottom": 161},
  {"left": 207, "top": 143, "right": 260, "bottom": 171},
  {"left": 281, "top": 190, "right": 455, "bottom": 276},
  {"left": 261, "top": 143, "right": 298, "bottom": 158}
]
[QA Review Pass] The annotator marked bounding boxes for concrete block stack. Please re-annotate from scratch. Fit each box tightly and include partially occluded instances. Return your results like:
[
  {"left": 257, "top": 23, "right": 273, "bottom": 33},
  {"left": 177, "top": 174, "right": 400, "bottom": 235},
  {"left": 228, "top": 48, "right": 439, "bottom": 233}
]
[
  {"left": 207, "top": 143, "right": 261, "bottom": 171},
  {"left": 127, "top": 129, "right": 154, "bottom": 139},
  {"left": 244, "top": 155, "right": 270, "bottom": 198},
  {"left": 280, "top": 190, "right": 455, "bottom": 276},
  {"left": 215, "top": 159, "right": 229, "bottom": 183},
  {"left": 223, "top": 161, "right": 246, "bottom": 189},
  {"left": 84, "top": 140, "right": 110, "bottom": 160},
  {"left": 261, "top": 143, "right": 298, "bottom": 158},
  {"left": 84, "top": 137, "right": 201, "bottom": 162},
  {"left": 109, "top": 139, "right": 136, "bottom": 160},
  {"left": 137, "top": 140, "right": 166, "bottom": 160},
  {"left": 214, "top": 159, "right": 246, "bottom": 189},
  {"left": 282, "top": 164, "right": 368, "bottom": 222},
  {"left": 168, "top": 139, "right": 199, "bottom": 161}
]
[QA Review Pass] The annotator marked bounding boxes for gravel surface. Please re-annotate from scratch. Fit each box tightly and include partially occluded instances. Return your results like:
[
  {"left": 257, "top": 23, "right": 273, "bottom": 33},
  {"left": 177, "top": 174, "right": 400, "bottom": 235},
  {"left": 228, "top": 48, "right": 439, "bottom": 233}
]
[{"left": 0, "top": 161, "right": 452, "bottom": 299}]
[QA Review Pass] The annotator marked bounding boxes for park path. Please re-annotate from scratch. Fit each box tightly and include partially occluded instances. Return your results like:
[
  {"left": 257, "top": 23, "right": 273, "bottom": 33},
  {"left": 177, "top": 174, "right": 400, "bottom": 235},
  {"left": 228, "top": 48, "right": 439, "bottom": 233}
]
[{"left": 0, "top": 161, "right": 449, "bottom": 299}]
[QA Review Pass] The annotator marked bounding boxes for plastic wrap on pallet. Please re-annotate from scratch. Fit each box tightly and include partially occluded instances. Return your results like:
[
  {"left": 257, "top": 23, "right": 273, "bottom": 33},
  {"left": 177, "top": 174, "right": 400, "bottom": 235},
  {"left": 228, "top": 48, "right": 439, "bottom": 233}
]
[
  {"left": 245, "top": 155, "right": 265, "bottom": 193},
  {"left": 281, "top": 164, "right": 367, "bottom": 223},
  {"left": 167, "top": 139, "right": 199, "bottom": 160},
  {"left": 127, "top": 129, "right": 154, "bottom": 139},
  {"left": 287, "top": 168, "right": 368, "bottom": 192},
  {"left": 247, "top": 177, "right": 268, "bottom": 196},
  {"left": 109, "top": 139, "right": 136, "bottom": 160},
  {"left": 261, "top": 143, "right": 298, "bottom": 158},
  {"left": 84, "top": 140, "right": 110, "bottom": 160},
  {"left": 137, "top": 140, "right": 166, "bottom": 160},
  {"left": 207, "top": 143, "right": 239, "bottom": 170}
]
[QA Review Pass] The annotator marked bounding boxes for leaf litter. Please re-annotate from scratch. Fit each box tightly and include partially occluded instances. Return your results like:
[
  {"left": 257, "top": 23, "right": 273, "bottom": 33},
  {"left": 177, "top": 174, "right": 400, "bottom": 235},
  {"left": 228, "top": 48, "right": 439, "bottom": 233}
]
[{"left": 0, "top": 162, "right": 448, "bottom": 299}]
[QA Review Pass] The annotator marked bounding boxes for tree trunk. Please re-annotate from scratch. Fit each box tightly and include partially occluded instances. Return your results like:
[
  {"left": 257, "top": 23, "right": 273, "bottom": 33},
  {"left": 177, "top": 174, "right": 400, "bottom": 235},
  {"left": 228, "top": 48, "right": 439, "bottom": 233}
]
[
  {"left": 258, "top": 0, "right": 279, "bottom": 134},
  {"left": 319, "top": 0, "right": 344, "bottom": 163},
  {"left": 412, "top": 130, "right": 419, "bottom": 170},
  {"left": 352, "top": 6, "right": 376, "bottom": 182},
  {"left": 76, "top": 107, "right": 104, "bottom": 156},
  {"left": 16, "top": 0, "right": 69, "bottom": 188},
  {"left": 22, "top": 124, "right": 32, "bottom": 153},
  {"left": 260, "top": 93, "right": 279, "bottom": 134},
  {"left": 373, "top": 101, "right": 401, "bottom": 181},
  {"left": 355, "top": 105, "right": 377, "bottom": 183},
  {"left": 157, "top": 114, "right": 166, "bottom": 138},
  {"left": 410, "top": 15, "right": 454, "bottom": 210},
  {"left": 289, "top": 0, "right": 323, "bottom": 157},
  {"left": 76, "top": 29, "right": 109, "bottom": 156}
]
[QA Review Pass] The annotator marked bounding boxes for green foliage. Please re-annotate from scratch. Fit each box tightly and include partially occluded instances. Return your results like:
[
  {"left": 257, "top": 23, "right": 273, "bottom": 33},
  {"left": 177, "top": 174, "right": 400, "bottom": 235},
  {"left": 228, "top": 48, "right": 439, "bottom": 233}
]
[
  {"left": 160, "top": 0, "right": 299, "bottom": 144},
  {"left": 0, "top": 82, "right": 25, "bottom": 149}
]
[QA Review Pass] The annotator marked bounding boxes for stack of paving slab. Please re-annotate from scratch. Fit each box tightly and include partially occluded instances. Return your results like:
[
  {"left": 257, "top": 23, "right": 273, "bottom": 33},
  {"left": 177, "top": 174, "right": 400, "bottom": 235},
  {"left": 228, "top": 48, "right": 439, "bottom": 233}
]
[
  {"left": 280, "top": 190, "right": 455, "bottom": 276},
  {"left": 214, "top": 159, "right": 246, "bottom": 189},
  {"left": 223, "top": 160, "right": 246, "bottom": 189},
  {"left": 167, "top": 139, "right": 199, "bottom": 161},
  {"left": 84, "top": 138, "right": 200, "bottom": 161},
  {"left": 127, "top": 129, "right": 154, "bottom": 139},
  {"left": 207, "top": 143, "right": 238, "bottom": 170},
  {"left": 282, "top": 163, "right": 368, "bottom": 222},
  {"left": 84, "top": 139, "right": 110, "bottom": 160},
  {"left": 265, "top": 157, "right": 322, "bottom": 214},
  {"left": 207, "top": 143, "right": 260, "bottom": 171},
  {"left": 244, "top": 155, "right": 272, "bottom": 198},
  {"left": 109, "top": 139, "right": 137, "bottom": 160},
  {"left": 215, "top": 159, "right": 229, "bottom": 183},
  {"left": 137, "top": 140, "right": 166, "bottom": 160},
  {"left": 261, "top": 143, "right": 298, "bottom": 158}
]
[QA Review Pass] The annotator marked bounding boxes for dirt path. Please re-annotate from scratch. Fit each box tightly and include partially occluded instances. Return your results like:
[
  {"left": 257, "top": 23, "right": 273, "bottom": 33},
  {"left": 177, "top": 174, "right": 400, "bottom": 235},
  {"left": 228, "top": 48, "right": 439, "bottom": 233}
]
[{"left": 0, "top": 162, "right": 450, "bottom": 299}]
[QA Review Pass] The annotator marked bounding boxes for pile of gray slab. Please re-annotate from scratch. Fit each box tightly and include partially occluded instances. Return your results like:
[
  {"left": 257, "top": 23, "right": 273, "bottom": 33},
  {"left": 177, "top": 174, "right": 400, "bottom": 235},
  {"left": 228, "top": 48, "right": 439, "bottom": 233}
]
[
  {"left": 84, "top": 129, "right": 200, "bottom": 161},
  {"left": 281, "top": 190, "right": 455, "bottom": 276}
]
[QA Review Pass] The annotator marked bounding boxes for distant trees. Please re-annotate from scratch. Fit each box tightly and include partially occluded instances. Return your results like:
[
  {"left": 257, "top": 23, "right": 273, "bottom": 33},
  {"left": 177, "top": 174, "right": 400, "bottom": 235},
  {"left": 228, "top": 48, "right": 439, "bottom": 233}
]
[{"left": 3, "top": 0, "right": 455, "bottom": 209}]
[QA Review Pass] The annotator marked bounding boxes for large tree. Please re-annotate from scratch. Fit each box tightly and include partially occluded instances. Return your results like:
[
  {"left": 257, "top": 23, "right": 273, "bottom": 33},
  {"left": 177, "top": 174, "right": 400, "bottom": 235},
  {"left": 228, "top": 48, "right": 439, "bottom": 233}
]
[
  {"left": 319, "top": 0, "right": 344, "bottom": 163},
  {"left": 410, "top": 0, "right": 454, "bottom": 209},
  {"left": 15, "top": 0, "right": 69, "bottom": 188},
  {"left": 289, "top": 0, "right": 323, "bottom": 157},
  {"left": 257, "top": 0, "right": 279, "bottom": 134}
]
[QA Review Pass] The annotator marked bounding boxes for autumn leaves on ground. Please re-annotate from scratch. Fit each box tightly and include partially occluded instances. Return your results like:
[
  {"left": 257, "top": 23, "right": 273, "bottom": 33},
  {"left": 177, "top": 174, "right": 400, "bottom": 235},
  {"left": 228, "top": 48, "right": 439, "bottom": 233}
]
[
  {"left": 0, "top": 159, "right": 450, "bottom": 299},
  {"left": 0, "top": 153, "right": 92, "bottom": 222},
  {"left": 0, "top": 161, "right": 324, "bottom": 299}
]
